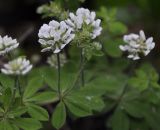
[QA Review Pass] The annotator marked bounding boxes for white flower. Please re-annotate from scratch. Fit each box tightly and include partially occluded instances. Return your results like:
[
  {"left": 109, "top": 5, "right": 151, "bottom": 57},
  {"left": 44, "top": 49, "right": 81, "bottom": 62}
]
[
  {"left": 1, "top": 57, "right": 33, "bottom": 75},
  {"left": 0, "top": 35, "right": 19, "bottom": 55},
  {"left": 65, "top": 8, "right": 102, "bottom": 39},
  {"left": 38, "top": 20, "right": 75, "bottom": 53},
  {"left": 120, "top": 30, "right": 155, "bottom": 60},
  {"left": 47, "top": 54, "right": 67, "bottom": 68}
]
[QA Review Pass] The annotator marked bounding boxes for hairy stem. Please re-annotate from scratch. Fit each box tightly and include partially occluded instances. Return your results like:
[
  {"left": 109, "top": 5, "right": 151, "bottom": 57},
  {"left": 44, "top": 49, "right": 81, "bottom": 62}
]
[
  {"left": 57, "top": 53, "right": 61, "bottom": 98},
  {"left": 80, "top": 49, "right": 85, "bottom": 86}
]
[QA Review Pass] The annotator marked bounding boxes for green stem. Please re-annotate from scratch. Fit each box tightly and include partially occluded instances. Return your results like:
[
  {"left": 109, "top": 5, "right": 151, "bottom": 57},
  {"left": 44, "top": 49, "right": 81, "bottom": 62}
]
[
  {"left": 15, "top": 76, "right": 22, "bottom": 99},
  {"left": 57, "top": 53, "right": 61, "bottom": 98},
  {"left": 13, "top": 76, "right": 18, "bottom": 97},
  {"left": 11, "top": 76, "right": 19, "bottom": 106},
  {"left": 63, "top": 60, "right": 87, "bottom": 96},
  {"left": 80, "top": 49, "right": 85, "bottom": 86}
]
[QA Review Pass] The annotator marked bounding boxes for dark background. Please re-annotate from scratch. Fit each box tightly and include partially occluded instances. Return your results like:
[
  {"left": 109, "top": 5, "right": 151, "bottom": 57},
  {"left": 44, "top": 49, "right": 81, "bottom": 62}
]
[
  {"left": 1, "top": 0, "right": 160, "bottom": 55},
  {"left": 1, "top": 0, "right": 160, "bottom": 129}
]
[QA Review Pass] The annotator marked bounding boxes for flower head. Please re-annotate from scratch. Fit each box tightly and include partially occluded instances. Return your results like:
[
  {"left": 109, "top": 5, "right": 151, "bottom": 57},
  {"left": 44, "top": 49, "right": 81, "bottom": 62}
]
[
  {"left": 119, "top": 30, "right": 155, "bottom": 60},
  {"left": 38, "top": 20, "right": 75, "bottom": 53},
  {"left": 1, "top": 57, "right": 33, "bottom": 75},
  {"left": 47, "top": 53, "right": 67, "bottom": 68},
  {"left": 0, "top": 35, "right": 19, "bottom": 55},
  {"left": 65, "top": 8, "right": 102, "bottom": 39}
]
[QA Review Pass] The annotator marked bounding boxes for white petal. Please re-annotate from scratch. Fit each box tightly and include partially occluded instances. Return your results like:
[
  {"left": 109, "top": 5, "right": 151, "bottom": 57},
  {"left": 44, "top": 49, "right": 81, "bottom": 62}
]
[
  {"left": 139, "top": 30, "right": 146, "bottom": 41},
  {"left": 146, "top": 37, "right": 153, "bottom": 45}
]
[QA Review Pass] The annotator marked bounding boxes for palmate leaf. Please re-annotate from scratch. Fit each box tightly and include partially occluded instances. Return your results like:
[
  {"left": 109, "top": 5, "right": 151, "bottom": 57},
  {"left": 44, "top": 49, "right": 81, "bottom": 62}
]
[
  {"left": 23, "top": 77, "right": 44, "bottom": 99},
  {"left": 128, "top": 63, "right": 160, "bottom": 92},
  {"left": 64, "top": 97, "right": 92, "bottom": 117},
  {"left": 142, "top": 89, "right": 160, "bottom": 104},
  {"left": 91, "top": 74, "right": 127, "bottom": 98},
  {"left": 64, "top": 92, "right": 105, "bottom": 117},
  {"left": 111, "top": 108, "right": 130, "bottom": 130},
  {"left": 128, "top": 77, "right": 149, "bottom": 91},
  {"left": 122, "top": 100, "right": 144, "bottom": 118},
  {"left": 68, "top": 92, "right": 105, "bottom": 111},
  {"left": 25, "top": 91, "right": 58, "bottom": 105},
  {"left": 0, "top": 120, "right": 19, "bottom": 130},
  {"left": 142, "top": 105, "right": 160, "bottom": 130},
  {"left": 97, "top": 7, "right": 116, "bottom": 25},
  {"left": 128, "top": 69, "right": 149, "bottom": 91},
  {"left": 27, "top": 104, "right": 49, "bottom": 121},
  {"left": 12, "top": 118, "right": 42, "bottom": 130},
  {"left": 23, "top": 68, "right": 59, "bottom": 104},
  {"left": 2, "top": 88, "right": 12, "bottom": 111},
  {"left": 62, "top": 74, "right": 126, "bottom": 118},
  {"left": 51, "top": 101, "right": 66, "bottom": 129},
  {"left": 8, "top": 106, "right": 27, "bottom": 117},
  {"left": 43, "top": 68, "right": 57, "bottom": 91},
  {"left": 0, "top": 74, "right": 14, "bottom": 89},
  {"left": 130, "top": 119, "right": 150, "bottom": 130},
  {"left": 73, "top": 83, "right": 106, "bottom": 97},
  {"left": 28, "top": 66, "right": 57, "bottom": 90},
  {"left": 109, "top": 22, "right": 127, "bottom": 35},
  {"left": 104, "top": 39, "right": 123, "bottom": 58}
]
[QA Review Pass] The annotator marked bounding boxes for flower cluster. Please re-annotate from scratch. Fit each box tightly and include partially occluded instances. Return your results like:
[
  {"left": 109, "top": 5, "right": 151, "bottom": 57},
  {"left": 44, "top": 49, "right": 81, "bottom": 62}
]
[
  {"left": 66, "top": 8, "right": 102, "bottom": 39},
  {"left": 1, "top": 57, "right": 33, "bottom": 75},
  {"left": 38, "top": 8, "right": 103, "bottom": 60},
  {"left": 47, "top": 54, "right": 67, "bottom": 68},
  {"left": 0, "top": 35, "right": 19, "bottom": 55},
  {"left": 38, "top": 20, "right": 75, "bottom": 53},
  {"left": 120, "top": 30, "right": 155, "bottom": 60},
  {"left": 0, "top": 35, "right": 32, "bottom": 75}
]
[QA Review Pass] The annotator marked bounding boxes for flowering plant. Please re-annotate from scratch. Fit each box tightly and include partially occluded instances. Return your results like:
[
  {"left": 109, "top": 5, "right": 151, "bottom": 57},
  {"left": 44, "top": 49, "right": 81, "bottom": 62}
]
[{"left": 0, "top": 1, "right": 160, "bottom": 130}]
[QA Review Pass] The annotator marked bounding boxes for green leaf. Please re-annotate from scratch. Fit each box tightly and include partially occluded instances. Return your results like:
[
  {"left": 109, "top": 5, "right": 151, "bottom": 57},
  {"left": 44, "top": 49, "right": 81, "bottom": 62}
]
[
  {"left": 93, "top": 50, "right": 104, "bottom": 57},
  {"left": 0, "top": 74, "right": 14, "bottom": 88},
  {"left": 104, "top": 39, "right": 123, "bottom": 58},
  {"left": 73, "top": 82, "right": 106, "bottom": 96},
  {"left": 27, "top": 104, "right": 49, "bottom": 121},
  {"left": 51, "top": 102, "right": 66, "bottom": 129},
  {"left": 88, "top": 97, "right": 105, "bottom": 111},
  {"left": 2, "top": 88, "right": 12, "bottom": 110},
  {"left": 97, "top": 7, "right": 116, "bottom": 24},
  {"left": 109, "top": 22, "right": 127, "bottom": 35},
  {"left": 42, "top": 67, "right": 57, "bottom": 90},
  {"left": 68, "top": 90, "right": 105, "bottom": 112},
  {"left": 12, "top": 118, "right": 42, "bottom": 130},
  {"left": 129, "top": 63, "right": 160, "bottom": 91},
  {"left": 130, "top": 119, "right": 149, "bottom": 130},
  {"left": 128, "top": 69, "right": 149, "bottom": 91},
  {"left": 9, "top": 106, "right": 27, "bottom": 117},
  {"left": 60, "top": 73, "right": 76, "bottom": 92},
  {"left": 10, "top": 125, "right": 19, "bottom": 130},
  {"left": 140, "top": 63, "right": 159, "bottom": 82},
  {"left": 144, "top": 110, "right": 160, "bottom": 130},
  {"left": 65, "top": 95, "right": 93, "bottom": 117},
  {"left": 128, "top": 77, "right": 149, "bottom": 91},
  {"left": 0, "top": 120, "right": 17, "bottom": 130},
  {"left": 26, "top": 91, "right": 58, "bottom": 104},
  {"left": 23, "top": 77, "right": 44, "bottom": 99},
  {"left": 123, "top": 101, "right": 144, "bottom": 118},
  {"left": 65, "top": 99, "right": 92, "bottom": 117},
  {"left": 111, "top": 108, "right": 129, "bottom": 130},
  {"left": 92, "top": 74, "right": 127, "bottom": 98}
]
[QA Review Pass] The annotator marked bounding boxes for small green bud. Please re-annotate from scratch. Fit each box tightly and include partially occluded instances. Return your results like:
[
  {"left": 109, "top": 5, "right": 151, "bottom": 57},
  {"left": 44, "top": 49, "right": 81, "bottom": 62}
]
[{"left": 93, "top": 42, "right": 102, "bottom": 50}]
